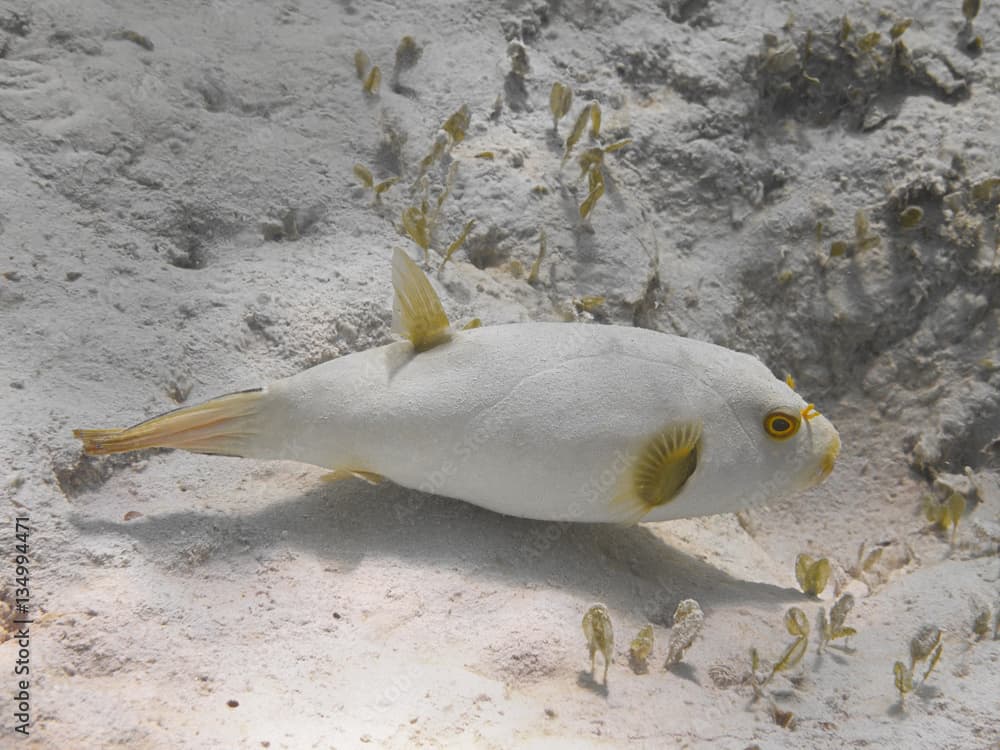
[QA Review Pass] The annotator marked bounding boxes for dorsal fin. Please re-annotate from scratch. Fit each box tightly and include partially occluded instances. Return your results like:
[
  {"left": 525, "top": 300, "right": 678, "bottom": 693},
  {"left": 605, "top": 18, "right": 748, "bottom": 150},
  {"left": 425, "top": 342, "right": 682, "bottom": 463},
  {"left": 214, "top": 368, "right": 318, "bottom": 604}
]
[{"left": 391, "top": 247, "right": 452, "bottom": 352}]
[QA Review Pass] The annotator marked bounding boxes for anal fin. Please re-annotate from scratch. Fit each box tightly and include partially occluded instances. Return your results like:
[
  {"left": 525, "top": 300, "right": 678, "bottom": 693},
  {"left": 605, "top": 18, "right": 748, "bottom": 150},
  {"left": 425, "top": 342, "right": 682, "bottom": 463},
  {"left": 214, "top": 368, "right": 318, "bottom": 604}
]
[{"left": 321, "top": 469, "right": 385, "bottom": 485}]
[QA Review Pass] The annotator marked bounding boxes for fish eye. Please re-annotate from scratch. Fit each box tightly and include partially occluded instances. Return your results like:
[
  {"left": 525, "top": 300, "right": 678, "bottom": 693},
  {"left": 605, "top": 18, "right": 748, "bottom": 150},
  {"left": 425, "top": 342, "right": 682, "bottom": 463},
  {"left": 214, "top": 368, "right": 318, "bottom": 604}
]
[{"left": 763, "top": 410, "right": 801, "bottom": 440}]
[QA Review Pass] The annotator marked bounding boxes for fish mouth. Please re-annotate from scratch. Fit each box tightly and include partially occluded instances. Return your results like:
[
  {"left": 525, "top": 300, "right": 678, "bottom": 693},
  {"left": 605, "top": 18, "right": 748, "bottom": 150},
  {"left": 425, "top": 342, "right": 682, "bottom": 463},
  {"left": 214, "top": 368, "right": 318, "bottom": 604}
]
[
  {"left": 815, "top": 433, "right": 840, "bottom": 483},
  {"left": 796, "top": 432, "right": 840, "bottom": 490}
]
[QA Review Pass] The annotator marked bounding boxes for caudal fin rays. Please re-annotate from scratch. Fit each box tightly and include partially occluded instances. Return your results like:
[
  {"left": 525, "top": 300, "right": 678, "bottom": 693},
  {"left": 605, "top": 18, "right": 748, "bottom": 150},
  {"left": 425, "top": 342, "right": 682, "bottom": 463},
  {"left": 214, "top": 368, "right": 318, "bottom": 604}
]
[{"left": 73, "top": 389, "right": 263, "bottom": 457}]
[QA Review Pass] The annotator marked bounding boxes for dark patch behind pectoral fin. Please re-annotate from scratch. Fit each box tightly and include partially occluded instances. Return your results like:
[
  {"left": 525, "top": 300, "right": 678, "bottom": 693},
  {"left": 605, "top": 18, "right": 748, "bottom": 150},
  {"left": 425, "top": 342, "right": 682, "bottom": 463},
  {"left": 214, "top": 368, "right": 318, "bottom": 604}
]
[
  {"left": 611, "top": 419, "right": 702, "bottom": 524},
  {"left": 391, "top": 247, "right": 452, "bottom": 352}
]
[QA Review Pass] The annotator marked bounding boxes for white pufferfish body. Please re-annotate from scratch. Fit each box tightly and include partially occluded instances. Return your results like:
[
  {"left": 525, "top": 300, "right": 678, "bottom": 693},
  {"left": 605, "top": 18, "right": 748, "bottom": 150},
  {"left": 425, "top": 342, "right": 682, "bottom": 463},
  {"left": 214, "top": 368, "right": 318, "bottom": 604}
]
[{"left": 75, "top": 249, "right": 840, "bottom": 523}]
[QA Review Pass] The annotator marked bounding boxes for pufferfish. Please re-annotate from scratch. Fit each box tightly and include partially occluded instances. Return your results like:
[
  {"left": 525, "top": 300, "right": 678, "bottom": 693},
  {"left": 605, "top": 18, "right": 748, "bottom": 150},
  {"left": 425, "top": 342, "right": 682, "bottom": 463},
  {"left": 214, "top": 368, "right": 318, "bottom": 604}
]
[{"left": 74, "top": 248, "right": 840, "bottom": 524}]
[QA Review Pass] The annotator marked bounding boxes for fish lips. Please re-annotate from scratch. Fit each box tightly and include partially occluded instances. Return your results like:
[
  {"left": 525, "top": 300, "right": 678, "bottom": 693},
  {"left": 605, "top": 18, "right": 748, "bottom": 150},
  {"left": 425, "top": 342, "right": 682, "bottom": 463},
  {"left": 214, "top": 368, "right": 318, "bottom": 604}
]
[{"left": 799, "top": 430, "right": 841, "bottom": 490}]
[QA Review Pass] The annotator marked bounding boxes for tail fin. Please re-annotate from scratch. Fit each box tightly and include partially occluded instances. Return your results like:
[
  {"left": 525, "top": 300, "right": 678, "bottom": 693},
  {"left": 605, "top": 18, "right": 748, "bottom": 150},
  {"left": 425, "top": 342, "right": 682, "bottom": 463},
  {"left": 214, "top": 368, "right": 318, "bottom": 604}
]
[{"left": 73, "top": 388, "right": 264, "bottom": 457}]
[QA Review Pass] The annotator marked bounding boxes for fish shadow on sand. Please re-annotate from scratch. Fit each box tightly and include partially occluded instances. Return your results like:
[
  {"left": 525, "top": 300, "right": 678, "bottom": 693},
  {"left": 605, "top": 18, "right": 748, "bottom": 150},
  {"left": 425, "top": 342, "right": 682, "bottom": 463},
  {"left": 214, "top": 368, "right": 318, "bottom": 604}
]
[{"left": 71, "top": 469, "right": 809, "bottom": 620}]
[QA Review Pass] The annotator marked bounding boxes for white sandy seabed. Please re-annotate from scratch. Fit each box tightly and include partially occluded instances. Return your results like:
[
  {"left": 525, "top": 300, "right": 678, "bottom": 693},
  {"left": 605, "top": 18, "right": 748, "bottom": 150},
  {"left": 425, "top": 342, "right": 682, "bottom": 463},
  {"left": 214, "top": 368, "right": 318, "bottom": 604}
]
[{"left": 1, "top": 0, "right": 999, "bottom": 747}]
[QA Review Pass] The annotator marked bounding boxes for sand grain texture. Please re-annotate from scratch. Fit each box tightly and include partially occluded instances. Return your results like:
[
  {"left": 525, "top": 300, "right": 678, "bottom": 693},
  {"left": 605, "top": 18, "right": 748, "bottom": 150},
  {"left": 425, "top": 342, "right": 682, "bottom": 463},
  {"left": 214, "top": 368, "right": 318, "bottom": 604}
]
[{"left": 1, "top": 0, "right": 999, "bottom": 747}]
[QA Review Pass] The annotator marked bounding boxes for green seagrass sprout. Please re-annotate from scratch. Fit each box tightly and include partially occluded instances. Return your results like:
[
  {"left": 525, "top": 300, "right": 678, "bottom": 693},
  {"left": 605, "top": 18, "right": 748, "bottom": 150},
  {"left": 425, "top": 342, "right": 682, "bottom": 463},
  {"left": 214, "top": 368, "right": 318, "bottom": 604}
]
[
  {"left": 549, "top": 82, "right": 573, "bottom": 132},
  {"left": 582, "top": 603, "right": 614, "bottom": 683},
  {"left": 795, "top": 553, "right": 830, "bottom": 596},
  {"left": 439, "top": 220, "right": 476, "bottom": 270},
  {"left": 527, "top": 231, "right": 546, "bottom": 284},
  {"left": 353, "top": 164, "right": 399, "bottom": 199},
  {"left": 817, "top": 594, "right": 857, "bottom": 652},
  {"left": 854, "top": 209, "right": 881, "bottom": 251},
  {"left": 575, "top": 140, "right": 631, "bottom": 220},
  {"left": 629, "top": 624, "right": 654, "bottom": 673},
  {"left": 923, "top": 493, "right": 966, "bottom": 544},
  {"left": 893, "top": 625, "right": 943, "bottom": 708},
  {"left": 391, "top": 35, "right": 422, "bottom": 91},
  {"left": 890, "top": 19, "right": 912, "bottom": 40},
  {"left": 665, "top": 599, "right": 704, "bottom": 667},
  {"left": 899, "top": 205, "right": 923, "bottom": 228},
  {"left": 750, "top": 606, "right": 810, "bottom": 701},
  {"left": 352, "top": 49, "right": 381, "bottom": 96}
]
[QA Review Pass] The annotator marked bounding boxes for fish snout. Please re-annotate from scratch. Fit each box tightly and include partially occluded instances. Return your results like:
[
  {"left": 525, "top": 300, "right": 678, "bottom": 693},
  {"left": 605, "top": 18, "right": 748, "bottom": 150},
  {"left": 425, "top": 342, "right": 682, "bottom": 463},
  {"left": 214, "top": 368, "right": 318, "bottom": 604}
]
[
  {"left": 818, "top": 431, "right": 840, "bottom": 481},
  {"left": 797, "top": 418, "right": 840, "bottom": 490}
]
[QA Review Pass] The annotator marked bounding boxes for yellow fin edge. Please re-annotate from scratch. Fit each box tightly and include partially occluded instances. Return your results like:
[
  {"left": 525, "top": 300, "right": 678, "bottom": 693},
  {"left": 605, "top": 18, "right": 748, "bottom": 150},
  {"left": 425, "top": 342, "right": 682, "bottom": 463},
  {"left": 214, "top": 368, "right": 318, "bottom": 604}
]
[
  {"left": 611, "top": 419, "right": 702, "bottom": 524},
  {"left": 321, "top": 469, "right": 385, "bottom": 485},
  {"left": 391, "top": 248, "right": 452, "bottom": 352},
  {"left": 73, "top": 389, "right": 262, "bottom": 457}
]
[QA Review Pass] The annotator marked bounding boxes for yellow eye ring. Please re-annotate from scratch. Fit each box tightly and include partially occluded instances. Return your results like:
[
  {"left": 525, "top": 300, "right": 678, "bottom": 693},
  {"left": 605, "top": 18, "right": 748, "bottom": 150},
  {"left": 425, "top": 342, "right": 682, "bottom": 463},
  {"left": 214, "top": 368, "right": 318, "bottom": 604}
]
[{"left": 764, "top": 411, "right": 801, "bottom": 440}]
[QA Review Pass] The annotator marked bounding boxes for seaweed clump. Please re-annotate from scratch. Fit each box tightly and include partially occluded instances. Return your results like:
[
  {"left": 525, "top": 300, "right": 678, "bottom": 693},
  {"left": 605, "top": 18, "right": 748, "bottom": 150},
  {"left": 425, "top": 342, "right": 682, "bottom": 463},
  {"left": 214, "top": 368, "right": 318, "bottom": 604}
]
[{"left": 756, "top": 15, "right": 969, "bottom": 129}]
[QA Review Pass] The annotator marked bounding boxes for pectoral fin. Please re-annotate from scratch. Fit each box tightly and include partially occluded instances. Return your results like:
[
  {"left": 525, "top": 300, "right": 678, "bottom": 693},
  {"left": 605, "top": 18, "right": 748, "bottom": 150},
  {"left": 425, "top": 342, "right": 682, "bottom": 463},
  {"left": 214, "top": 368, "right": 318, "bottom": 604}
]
[
  {"left": 612, "top": 420, "right": 702, "bottom": 524},
  {"left": 391, "top": 247, "right": 452, "bottom": 352}
]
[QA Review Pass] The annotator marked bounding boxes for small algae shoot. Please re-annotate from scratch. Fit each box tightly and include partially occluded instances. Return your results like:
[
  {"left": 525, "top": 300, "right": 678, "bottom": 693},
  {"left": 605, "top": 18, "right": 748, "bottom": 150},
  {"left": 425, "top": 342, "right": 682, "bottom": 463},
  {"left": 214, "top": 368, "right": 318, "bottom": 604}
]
[
  {"left": 795, "top": 553, "right": 831, "bottom": 596},
  {"left": 549, "top": 81, "right": 573, "bottom": 133},
  {"left": 558, "top": 99, "right": 631, "bottom": 220},
  {"left": 391, "top": 35, "right": 422, "bottom": 92},
  {"left": 582, "top": 603, "right": 614, "bottom": 684},
  {"left": 752, "top": 606, "right": 810, "bottom": 700},
  {"left": 816, "top": 594, "right": 857, "bottom": 653},
  {"left": 353, "top": 49, "right": 381, "bottom": 96},
  {"left": 664, "top": 599, "right": 704, "bottom": 668},
  {"left": 353, "top": 164, "right": 399, "bottom": 201},
  {"left": 893, "top": 626, "right": 944, "bottom": 708},
  {"left": 923, "top": 493, "right": 966, "bottom": 544},
  {"left": 527, "top": 230, "right": 546, "bottom": 284},
  {"left": 629, "top": 624, "right": 654, "bottom": 673}
]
